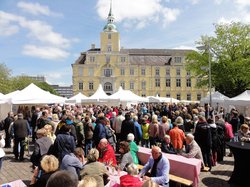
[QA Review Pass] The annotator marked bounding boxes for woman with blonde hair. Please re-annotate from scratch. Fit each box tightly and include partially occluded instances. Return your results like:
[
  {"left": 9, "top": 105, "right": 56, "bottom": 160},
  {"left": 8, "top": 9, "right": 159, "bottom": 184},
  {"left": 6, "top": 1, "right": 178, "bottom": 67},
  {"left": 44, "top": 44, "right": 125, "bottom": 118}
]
[
  {"left": 78, "top": 176, "right": 97, "bottom": 187},
  {"left": 30, "top": 155, "right": 59, "bottom": 187},
  {"left": 80, "top": 148, "right": 109, "bottom": 187},
  {"left": 149, "top": 114, "right": 159, "bottom": 147},
  {"left": 44, "top": 124, "right": 56, "bottom": 143}
]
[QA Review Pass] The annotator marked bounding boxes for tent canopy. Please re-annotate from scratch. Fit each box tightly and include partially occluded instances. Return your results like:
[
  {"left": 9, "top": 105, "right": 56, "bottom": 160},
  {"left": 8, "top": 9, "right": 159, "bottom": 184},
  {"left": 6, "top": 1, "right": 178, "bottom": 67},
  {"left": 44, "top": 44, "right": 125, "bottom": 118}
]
[
  {"left": 109, "top": 87, "right": 148, "bottom": 103},
  {"left": 200, "top": 91, "right": 229, "bottom": 104},
  {"left": 10, "top": 83, "right": 66, "bottom": 104},
  {"left": 147, "top": 95, "right": 179, "bottom": 103},
  {"left": 226, "top": 90, "right": 250, "bottom": 107},
  {"left": 66, "top": 92, "right": 88, "bottom": 104}
]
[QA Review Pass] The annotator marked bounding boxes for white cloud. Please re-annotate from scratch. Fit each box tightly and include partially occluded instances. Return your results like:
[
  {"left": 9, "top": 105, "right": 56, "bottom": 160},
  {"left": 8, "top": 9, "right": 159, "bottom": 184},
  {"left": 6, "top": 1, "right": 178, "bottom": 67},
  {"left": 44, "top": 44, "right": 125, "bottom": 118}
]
[
  {"left": 189, "top": 0, "right": 200, "bottom": 5},
  {"left": 17, "top": 1, "right": 62, "bottom": 17},
  {"left": 173, "top": 45, "right": 196, "bottom": 50},
  {"left": 22, "top": 45, "right": 69, "bottom": 60},
  {"left": 0, "top": 10, "right": 75, "bottom": 60},
  {"left": 96, "top": 0, "right": 180, "bottom": 29},
  {"left": 234, "top": 0, "right": 250, "bottom": 8},
  {"left": 218, "top": 17, "right": 240, "bottom": 24},
  {"left": 44, "top": 68, "right": 72, "bottom": 85}
]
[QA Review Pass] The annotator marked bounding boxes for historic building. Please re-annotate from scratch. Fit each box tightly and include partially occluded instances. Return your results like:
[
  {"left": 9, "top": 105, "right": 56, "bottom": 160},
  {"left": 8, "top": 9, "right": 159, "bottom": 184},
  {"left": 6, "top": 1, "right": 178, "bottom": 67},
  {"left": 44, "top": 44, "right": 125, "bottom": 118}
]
[{"left": 72, "top": 3, "right": 207, "bottom": 101}]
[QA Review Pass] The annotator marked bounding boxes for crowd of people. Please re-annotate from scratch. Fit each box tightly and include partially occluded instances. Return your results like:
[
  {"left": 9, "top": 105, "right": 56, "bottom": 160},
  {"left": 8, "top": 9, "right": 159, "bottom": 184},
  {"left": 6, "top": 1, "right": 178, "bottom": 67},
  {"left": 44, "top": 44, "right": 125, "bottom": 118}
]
[{"left": 0, "top": 102, "right": 250, "bottom": 186}]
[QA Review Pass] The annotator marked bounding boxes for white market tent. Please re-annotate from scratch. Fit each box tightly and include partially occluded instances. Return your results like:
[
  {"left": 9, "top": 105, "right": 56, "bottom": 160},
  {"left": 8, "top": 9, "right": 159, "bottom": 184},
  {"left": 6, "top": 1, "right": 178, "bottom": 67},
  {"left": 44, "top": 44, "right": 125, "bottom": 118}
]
[
  {"left": 0, "top": 93, "right": 3, "bottom": 97},
  {"left": 109, "top": 87, "right": 148, "bottom": 104},
  {"left": 10, "top": 83, "right": 66, "bottom": 104},
  {"left": 66, "top": 92, "right": 88, "bottom": 104},
  {"left": 200, "top": 91, "right": 229, "bottom": 105},
  {"left": 226, "top": 90, "right": 250, "bottom": 107},
  {"left": 147, "top": 95, "right": 179, "bottom": 103},
  {"left": 82, "top": 84, "right": 119, "bottom": 105},
  {"left": 0, "top": 90, "right": 20, "bottom": 104},
  {"left": 225, "top": 90, "right": 250, "bottom": 116}
]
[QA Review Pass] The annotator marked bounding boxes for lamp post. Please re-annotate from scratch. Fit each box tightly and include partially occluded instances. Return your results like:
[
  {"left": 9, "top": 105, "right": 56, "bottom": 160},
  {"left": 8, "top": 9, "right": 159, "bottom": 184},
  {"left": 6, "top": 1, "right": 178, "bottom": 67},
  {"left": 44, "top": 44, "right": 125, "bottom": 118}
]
[{"left": 197, "top": 41, "right": 212, "bottom": 107}]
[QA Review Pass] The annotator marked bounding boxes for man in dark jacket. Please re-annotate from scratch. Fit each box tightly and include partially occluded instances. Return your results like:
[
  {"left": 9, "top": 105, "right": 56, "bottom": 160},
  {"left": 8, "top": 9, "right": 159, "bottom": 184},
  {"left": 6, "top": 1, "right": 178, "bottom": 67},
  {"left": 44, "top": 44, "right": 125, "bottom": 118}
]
[
  {"left": 13, "top": 113, "right": 30, "bottom": 161},
  {"left": 194, "top": 115, "right": 212, "bottom": 170},
  {"left": 93, "top": 116, "right": 106, "bottom": 147},
  {"left": 120, "top": 112, "right": 136, "bottom": 141},
  {"left": 4, "top": 111, "right": 14, "bottom": 148},
  {"left": 30, "top": 128, "right": 52, "bottom": 167}
]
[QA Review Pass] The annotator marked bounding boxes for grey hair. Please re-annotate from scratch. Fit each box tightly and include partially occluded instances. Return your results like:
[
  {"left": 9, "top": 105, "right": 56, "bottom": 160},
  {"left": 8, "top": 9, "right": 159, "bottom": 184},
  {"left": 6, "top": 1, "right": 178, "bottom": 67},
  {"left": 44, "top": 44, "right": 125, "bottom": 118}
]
[
  {"left": 127, "top": 133, "right": 135, "bottom": 141},
  {"left": 126, "top": 163, "right": 138, "bottom": 176},
  {"left": 186, "top": 133, "right": 194, "bottom": 141}
]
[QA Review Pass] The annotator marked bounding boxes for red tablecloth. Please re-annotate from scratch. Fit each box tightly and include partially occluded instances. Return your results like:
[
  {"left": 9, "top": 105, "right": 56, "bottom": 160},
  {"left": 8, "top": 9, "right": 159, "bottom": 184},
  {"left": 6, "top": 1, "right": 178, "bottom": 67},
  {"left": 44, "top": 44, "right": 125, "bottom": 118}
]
[{"left": 137, "top": 146, "right": 202, "bottom": 187}]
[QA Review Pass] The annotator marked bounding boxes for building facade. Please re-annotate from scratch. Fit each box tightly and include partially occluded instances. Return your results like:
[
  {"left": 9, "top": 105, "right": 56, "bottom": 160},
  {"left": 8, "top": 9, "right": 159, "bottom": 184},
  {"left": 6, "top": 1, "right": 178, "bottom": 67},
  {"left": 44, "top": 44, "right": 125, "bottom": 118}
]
[
  {"left": 51, "top": 85, "right": 73, "bottom": 98},
  {"left": 72, "top": 4, "right": 207, "bottom": 101}
]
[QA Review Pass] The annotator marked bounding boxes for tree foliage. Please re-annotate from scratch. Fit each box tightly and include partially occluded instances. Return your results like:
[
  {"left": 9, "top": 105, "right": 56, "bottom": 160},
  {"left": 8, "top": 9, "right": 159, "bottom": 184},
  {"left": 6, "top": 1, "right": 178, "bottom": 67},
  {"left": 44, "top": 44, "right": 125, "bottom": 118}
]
[
  {"left": 0, "top": 63, "right": 58, "bottom": 95},
  {"left": 186, "top": 22, "right": 250, "bottom": 97}
]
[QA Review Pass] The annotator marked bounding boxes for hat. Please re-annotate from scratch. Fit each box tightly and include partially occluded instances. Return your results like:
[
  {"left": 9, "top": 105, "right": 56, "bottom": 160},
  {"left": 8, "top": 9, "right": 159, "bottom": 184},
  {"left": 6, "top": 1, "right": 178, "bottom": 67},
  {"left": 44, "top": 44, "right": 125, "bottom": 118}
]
[{"left": 66, "top": 119, "right": 73, "bottom": 125}]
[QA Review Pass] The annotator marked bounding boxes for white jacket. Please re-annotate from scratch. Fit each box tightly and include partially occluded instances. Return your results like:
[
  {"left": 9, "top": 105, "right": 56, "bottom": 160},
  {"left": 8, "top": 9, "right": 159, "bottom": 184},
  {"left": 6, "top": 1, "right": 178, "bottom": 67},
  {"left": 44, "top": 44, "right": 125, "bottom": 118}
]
[{"left": 0, "top": 138, "right": 5, "bottom": 158}]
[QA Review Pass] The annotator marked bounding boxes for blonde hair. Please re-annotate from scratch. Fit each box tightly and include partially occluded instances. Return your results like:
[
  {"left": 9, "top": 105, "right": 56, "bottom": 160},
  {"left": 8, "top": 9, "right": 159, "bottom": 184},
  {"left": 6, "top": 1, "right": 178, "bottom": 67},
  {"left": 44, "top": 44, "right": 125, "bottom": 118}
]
[
  {"left": 36, "top": 128, "right": 47, "bottom": 136},
  {"left": 87, "top": 148, "right": 99, "bottom": 162},
  {"left": 151, "top": 114, "right": 158, "bottom": 123},
  {"left": 240, "top": 124, "right": 249, "bottom": 131},
  {"left": 78, "top": 176, "right": 97, "bottom": 187},
  {"left": 40, "top": 155, "right": 59, "bottom": 173},
  {"left": 142, "top": 180, "right": 159, "bottom": 187}
]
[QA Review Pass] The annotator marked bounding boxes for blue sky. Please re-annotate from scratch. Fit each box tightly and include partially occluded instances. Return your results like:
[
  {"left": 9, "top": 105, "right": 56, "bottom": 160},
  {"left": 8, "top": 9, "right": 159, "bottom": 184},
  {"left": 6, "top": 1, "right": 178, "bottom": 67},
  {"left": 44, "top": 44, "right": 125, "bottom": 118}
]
[{"left": 0, "top": 0, "right": 249, "bottom": 86}]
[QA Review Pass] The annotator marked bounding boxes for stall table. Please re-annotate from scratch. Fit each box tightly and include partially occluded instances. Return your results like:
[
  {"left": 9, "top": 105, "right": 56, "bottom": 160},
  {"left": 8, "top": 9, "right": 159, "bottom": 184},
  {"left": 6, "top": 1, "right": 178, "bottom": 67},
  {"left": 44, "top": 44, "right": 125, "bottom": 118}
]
[{"left": 137, "top": 146, "right": 202, "bottom": 187}]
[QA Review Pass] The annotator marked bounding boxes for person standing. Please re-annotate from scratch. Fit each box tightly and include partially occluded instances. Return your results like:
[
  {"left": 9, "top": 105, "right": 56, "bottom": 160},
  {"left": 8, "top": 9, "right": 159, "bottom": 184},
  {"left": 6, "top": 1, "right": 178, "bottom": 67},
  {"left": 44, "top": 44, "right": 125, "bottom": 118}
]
[
  {"left": 113, "top": 110, "right": 125, "bottom": 142},
  {"left": 3, "top": 111, "right": 14, "bottom": 148},
  {"left": 13, "top": 113, "right": 31, "bottom": 161},
  {"left": 0, "top": 133, "right": 5, "bottom": 170}
]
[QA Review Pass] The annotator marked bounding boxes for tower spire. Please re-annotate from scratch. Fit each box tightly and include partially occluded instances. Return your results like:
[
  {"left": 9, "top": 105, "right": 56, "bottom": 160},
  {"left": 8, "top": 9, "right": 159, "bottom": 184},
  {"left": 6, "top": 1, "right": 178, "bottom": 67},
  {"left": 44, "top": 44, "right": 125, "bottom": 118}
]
[{"left": 103, "top": 0, "right": 117, "bottom": 32}]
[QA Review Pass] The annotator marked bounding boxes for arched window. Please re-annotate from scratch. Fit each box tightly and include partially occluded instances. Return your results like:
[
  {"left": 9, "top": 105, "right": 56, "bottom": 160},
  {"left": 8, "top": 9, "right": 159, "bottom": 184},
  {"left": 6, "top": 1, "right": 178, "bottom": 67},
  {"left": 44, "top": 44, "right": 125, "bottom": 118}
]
[{"left": 104, "top": 82, "right": 112, "bottom": 91}]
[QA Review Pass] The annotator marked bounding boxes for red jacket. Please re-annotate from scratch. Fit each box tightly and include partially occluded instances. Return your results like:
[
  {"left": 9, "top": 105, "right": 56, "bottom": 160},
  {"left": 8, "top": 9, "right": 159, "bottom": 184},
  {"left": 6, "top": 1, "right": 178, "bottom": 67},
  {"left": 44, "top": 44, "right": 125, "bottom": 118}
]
[
  {"left": 98, "top": 143, "right": 117, "bottom": 166},
  {"left": 120, "top": 174, "right": 143, "bottom": 187}
]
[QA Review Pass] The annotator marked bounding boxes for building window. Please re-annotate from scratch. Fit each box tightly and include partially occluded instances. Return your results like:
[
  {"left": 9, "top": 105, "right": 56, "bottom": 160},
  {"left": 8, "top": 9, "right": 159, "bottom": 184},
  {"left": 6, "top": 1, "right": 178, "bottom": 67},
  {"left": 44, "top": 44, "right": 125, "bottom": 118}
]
[
  {"left": 166, "top": 68, "right": 170, "bottom": 76},
  {"left": 130, "top": 81, "right": 134, "bottom": 90},
  {"left": 174, "top": 56, "right": 182, "bottom": 63},
  {"left": 88, "top": 68, "right": 94, "bottom": 76},
  {"left": 187, "top": 93, "right": 191, "bottom": 101},
  {"left": 120, "top": 81, "right": 125, "bottom": 89},
  {"left": 104, "top": 69, "right": 112, "bottom": 77},
  {"left": 166, "top": 78, "right": 171, "bottom": 87},
  {"left": 104, "top": 82, "right": 112, "bottom": 91},
  {"left": 121, "top": 56, "right": 126, "bottom": 63},
  {"left": 176, "top": 68, "right": 181, "bottom": 76},
  {"left": 107, "top": 45, "right": 112, "bottom": 52},
  {"left": 89, "top": 82, "right": 93, "bottom": 90},
  {"left": 176, "top": 78, "right": 181, "bottom": 87},
  {"left": 155, "top": 78, "right": 160, "bottom": 87},
  {"left": 79, "top": 82, "right": 83, "bottom": 90},
  {"left": 120, "top": 68, "right": 125, "bottom": 75},
  {"left": 176, "top": 93, "right": 181, "bottom": 100},
  {"left": 141, "top": 81, "right": 146, "bottom": 90},
  {"left": 89, "top": 56, "right": 95, "bottom": 62},
  {"left": 106, "top": 56, "right": 110, "bottom": 63},
  {"left": 142, "top": 94, "right": 146, "bottom": 97},
  {"left": 141, "top": 68, "right": 145, "bottom": 76},
  {"left": 155, "top": 68, "right": 160, "bottom": 76},
  {"left": 166, "top": 93, "right": 170, "bottom": 97},
  {"left": 78, "top": 67, "right": 83, "bottom": 76},
  {"left": 197, "top": 93, "right": 201, "bottom": 101},
  {"left": 108, "top": 33, "right": 111, "bottom": 39},
  {"left": 186, "top": 78, "right": 191, "bottom": 87},
  {"left": 130, "top": 68, "right": 134, "bottom": 76}
]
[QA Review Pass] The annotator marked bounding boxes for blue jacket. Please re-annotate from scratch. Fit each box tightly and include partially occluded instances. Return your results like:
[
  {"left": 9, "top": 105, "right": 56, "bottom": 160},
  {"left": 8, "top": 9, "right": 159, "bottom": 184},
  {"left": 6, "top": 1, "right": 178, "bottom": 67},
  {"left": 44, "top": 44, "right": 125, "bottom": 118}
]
[
  {"left": 139, "top": 155, "right": 170, "bottom": 185},
  {"left": 134, "top": 121, "right": 142, "bottom": 141}
]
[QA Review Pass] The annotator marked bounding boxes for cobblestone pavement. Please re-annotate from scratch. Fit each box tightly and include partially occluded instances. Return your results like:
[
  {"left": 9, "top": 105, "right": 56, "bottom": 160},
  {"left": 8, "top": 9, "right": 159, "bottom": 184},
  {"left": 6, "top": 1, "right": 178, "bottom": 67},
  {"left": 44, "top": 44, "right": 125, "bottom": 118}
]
[{"left": 0, "top": 147, "right": 241, "bottom": 187}]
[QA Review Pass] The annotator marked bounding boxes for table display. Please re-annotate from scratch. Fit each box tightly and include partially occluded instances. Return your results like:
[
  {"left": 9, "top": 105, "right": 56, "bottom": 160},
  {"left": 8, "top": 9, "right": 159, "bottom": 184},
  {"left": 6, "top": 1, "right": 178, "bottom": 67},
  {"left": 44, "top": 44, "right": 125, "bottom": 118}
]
[{"left": 137, "top": 146, "right": 202, "bottom": 187}]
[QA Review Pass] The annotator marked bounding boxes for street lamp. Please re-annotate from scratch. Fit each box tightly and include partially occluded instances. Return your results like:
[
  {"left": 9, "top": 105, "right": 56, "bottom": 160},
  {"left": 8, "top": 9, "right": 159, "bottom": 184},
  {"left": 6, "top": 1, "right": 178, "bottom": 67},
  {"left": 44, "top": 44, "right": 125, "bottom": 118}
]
[{"left": 197, "top": 41, "right": 212, "bottom": 107}]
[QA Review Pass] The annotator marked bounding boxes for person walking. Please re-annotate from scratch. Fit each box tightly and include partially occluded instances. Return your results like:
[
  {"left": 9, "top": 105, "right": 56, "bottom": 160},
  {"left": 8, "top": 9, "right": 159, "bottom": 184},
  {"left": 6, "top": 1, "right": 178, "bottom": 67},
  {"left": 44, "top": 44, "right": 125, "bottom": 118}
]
[{"left": 13, "top": 113, "right": 31, "bottom": 161}]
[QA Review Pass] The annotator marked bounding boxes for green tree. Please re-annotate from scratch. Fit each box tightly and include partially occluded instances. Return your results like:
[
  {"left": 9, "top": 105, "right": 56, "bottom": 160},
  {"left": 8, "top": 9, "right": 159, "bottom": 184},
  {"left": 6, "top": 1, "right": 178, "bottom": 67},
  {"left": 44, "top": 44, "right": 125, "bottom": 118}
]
[
  {"left": 0, "top": 63, "right": 12, "bottom": 94},
  {"left": 10, "top": 76, "right": 59, "bottom": 95},
  {"left": 186, "top": 22, "right": 250, "bottom": 97}
]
